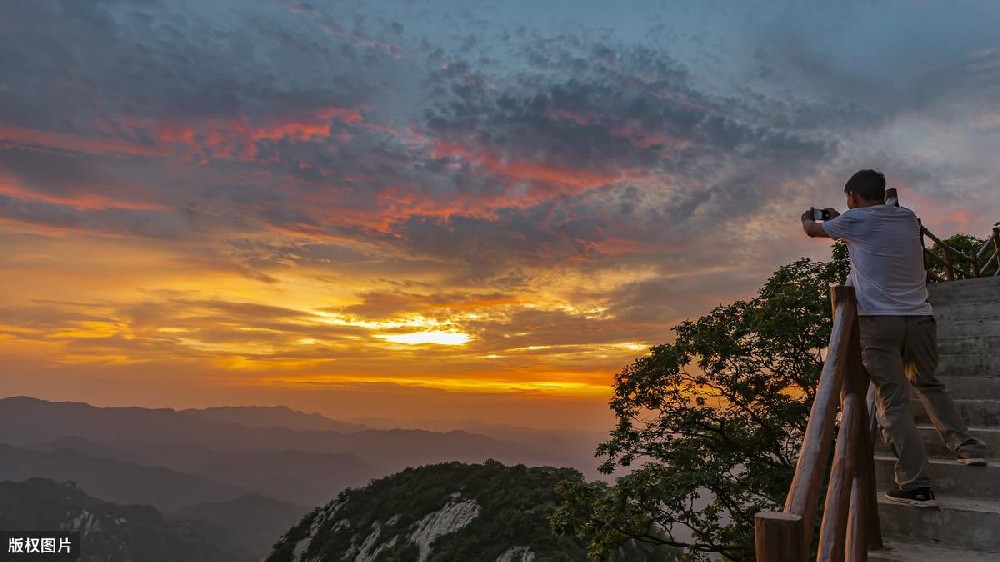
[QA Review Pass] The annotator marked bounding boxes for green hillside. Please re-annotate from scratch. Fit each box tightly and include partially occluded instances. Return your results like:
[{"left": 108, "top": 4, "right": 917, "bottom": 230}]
[{"left": 267, "top": 460, "right": 679, "bottom": 561}]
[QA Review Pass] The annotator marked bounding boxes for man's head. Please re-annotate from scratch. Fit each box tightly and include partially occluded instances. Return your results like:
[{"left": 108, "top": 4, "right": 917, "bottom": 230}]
[{"left": 844, "top": 169, "right": 886, "bottom": 208}]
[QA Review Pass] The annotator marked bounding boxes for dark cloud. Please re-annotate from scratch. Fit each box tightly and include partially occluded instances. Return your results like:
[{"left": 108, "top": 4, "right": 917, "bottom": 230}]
[
  {"left": 0, "top": 147, "right": 116, "bottom": 196},
  {"left": 1, "top": 0, "right": 841, "bottom": 282},
  {"left": 2, "top": 0, "right": 998, "bottom": 391},
  {"left": 0, "top": 194, "right": 189, "bottom": 238}
]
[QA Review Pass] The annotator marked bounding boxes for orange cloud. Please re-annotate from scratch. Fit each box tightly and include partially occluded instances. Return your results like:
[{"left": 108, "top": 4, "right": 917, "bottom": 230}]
[
  {"left": 138, "top": 106, "right": 363, "bottom": 159},
  {"left": 590, "top": 235, "right": 668, "bottom": 256}
]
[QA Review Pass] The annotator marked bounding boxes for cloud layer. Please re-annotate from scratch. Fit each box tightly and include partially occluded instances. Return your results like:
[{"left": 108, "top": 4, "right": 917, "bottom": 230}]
[{"left": 2, "top": 0, "right": 999, "bottom": 428}]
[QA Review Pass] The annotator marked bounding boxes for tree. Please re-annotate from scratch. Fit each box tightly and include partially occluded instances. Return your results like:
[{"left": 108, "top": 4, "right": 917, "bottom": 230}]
[
  {"left": 551, "top": 244, "right": 849, "bottom": 561},
  {"left": 926, "top": 233, "right": 997, "bottom": 280}
]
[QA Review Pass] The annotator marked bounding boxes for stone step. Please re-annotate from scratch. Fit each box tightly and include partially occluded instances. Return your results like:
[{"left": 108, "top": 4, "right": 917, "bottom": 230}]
[
  {"left": 909, "top": 398, "right": 1000, "bottom": 427},
  {"left": 938, "top": 319, "right": 1000, "bottom": 339},
  {"left": 938, "top": 335, "right": 1000, "bottom": 356},
  {"left": 875, "top": 455, "right": 1000, "bottom": 501},
  {"left": 936, "top": 353, "right": 1000, "bottom": 378},
  {"left": 869, "top": 539, "right": 1000, "bottom": 561},
  {"left": 928, "top": 277, "right": 1000, "bottom": 305},
  {"left": 935, "top": 304, "right": 1000, "bottom": 324},
  {"left": 875, "top": 425, "right": 1000, "bottom": 459},
  {"left": 877, "top": 494, "right": 1000, "bottom": 550},
  {"left": 915, "top": 377, "right": 1000, "bottom": 400}
]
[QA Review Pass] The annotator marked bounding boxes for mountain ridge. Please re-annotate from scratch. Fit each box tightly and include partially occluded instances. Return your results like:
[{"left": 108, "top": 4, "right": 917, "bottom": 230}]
[
  {"left": 266, "top": 460, "right": 679, "bottom": 562},
  {"left": 0, "top": 477, "right": 255, "bottom": 562}
]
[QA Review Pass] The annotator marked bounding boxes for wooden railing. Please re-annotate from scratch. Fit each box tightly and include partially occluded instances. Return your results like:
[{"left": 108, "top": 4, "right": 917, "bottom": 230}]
[
  {"left": 754, "top": 287, "right": 881, "bottom": 561},
  {"left": 920, "top": 222, "right": 1000, "bottom": 282}
]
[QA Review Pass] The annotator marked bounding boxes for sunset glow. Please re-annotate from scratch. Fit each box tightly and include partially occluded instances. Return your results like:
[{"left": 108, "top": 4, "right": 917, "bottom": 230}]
[
  {"left": 3, "top": 0, "right": 1000, "bottom": 431},
  {"left": 377, "top": 331, "right": 473, "bottom": 346}
]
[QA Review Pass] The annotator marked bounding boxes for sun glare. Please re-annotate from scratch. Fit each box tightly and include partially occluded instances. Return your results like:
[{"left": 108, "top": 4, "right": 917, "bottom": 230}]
[{"left": 376, "top": 331, "right": 472, "bottom": 345}]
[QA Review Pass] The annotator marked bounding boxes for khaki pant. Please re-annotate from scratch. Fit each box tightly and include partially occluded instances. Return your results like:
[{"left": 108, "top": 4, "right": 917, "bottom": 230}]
[{"left": 860, "top": 315, "right": 985, "bottom": 491}]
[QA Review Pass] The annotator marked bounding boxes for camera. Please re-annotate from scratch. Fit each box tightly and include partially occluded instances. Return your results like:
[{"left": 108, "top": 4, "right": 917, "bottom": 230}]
[
  {"left": 811, "top": 208, "right": 832, "bottom": 221},
  {"left": 885, "top": 187, "right": 898, "bottom": 207}
]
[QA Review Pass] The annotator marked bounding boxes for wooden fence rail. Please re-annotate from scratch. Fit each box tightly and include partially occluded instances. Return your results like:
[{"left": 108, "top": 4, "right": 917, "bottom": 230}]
[
  {"left": 920, "top": 223, "right": 1000, "bottom": 282},
  {"left": 755, "top": 287, "right": 880, "bottom": 561}
]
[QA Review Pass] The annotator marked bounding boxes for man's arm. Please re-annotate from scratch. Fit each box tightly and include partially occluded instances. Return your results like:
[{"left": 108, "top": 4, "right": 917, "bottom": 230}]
[{"left": 800, "top": 208, "right": 840, "bottom": 238}]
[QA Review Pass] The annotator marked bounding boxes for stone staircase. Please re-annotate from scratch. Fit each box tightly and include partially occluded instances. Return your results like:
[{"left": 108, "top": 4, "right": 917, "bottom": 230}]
[{"left": 870, "top": 276, "right": 1000, "bottom": 561}]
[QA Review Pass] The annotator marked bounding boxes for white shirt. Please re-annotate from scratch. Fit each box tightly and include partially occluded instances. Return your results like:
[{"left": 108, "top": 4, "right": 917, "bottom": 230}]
[{"left": 821, "top": 205, "right": 933, "bottom": 316}]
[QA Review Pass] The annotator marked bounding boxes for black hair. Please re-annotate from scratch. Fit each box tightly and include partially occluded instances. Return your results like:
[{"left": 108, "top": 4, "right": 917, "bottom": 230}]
[{"left": 844, "top": 169, "right": 886, "bottom": 202}]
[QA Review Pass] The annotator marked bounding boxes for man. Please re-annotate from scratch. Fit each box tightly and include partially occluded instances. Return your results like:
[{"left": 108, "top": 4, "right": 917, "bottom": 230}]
[{"left": 801, "top": 168, "right": 987, "bottom": 508}]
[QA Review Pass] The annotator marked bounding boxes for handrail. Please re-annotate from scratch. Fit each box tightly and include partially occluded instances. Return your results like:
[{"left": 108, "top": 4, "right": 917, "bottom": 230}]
[
  {"left": 754, "top": 286, "right": 880, "bottom": 561},
  {"left": 920, "top": 223, "right": 1000, "bottom": 281}
]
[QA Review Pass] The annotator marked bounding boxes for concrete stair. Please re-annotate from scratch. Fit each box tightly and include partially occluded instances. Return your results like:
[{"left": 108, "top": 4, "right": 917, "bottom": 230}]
[
  {"left": 869, "top": 540, "right": 999, "bottom": 561},
  {"left": 870, "top": 276, "right": 1000, "bottom": 560},
  {"left": 874, "top": 456, "right": 1000, "bottom": 500},
  {"left": 875, "top": 426, "right": 1000, "bottom": 459},
  {"left": 909, "top": 397, "right": 1000, "bottom": 426}
]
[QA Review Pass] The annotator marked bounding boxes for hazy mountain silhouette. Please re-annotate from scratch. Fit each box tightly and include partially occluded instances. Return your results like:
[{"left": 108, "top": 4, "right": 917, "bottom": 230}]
[
  {"left": 188, "top": 449, "right": 376, "bottom": 507},
  {"left": 1, "top": 396, "right": 614, "bottom": 507},
  {"left": 179, "top": 405, "right": 370, "bottom": 433},
  {"left": 25, "top": 435, "right": 150, "bottom": 465},
  {"left": 0, "top": 442, "right": 255, "bottom": 511},
  {"left": 0, "top": 397, "right": 593, "bottom": 478},
  {"left": 348, "top": 415, "right": 614, "bottom": 481},
  {"left": 1, "top": 396, "right": 621, "bottom": 559},
  {"left": 168, "top": 494, "right": 307, "bottom": 560},
  {"left": 0, "top": 477, "right": 254, "bottom": 562}
]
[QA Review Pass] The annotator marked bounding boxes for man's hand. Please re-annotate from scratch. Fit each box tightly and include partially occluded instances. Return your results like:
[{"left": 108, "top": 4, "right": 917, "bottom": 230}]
[
  {"left": 800, "top": 208, "right": 841, "bottom": 222},
  {"left": 801, "top": 208, "right": 838, "bottom": 238}
]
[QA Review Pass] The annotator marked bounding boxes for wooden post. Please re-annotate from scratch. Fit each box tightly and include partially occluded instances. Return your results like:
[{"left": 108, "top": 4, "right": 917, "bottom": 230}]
[
  {"left": 859, "top": 402, "right": 883, "bottom": 551},
  {"left": 943, "top": 245, "right": 954, "bottom": 281},
  {"left": 847, "top": 317, "right": 881, "bottom": 558},
  {"left": 847, "top": 479, "right": 867, "bottom": 561},
  {"left": 784, "top": 287, "right": 856, "bottom": 549},
  {"left": 993, "top": 227, "right": 1000, "bottom": 276},
  {"left": 919, "top": 222, "right": 932, "bottom": 282},
  {"left": 817, "top": 383, "right": 860, "bottom": 561},
  {"left": 866, "top": 383, "right": 879, "bottom": 454},
  {"left": 756, "top": 512, "right": 804, "bottom": 562}
]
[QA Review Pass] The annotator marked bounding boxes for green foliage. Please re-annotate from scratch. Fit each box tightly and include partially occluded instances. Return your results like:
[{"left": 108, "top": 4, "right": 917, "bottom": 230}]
[
  {"left": 927, "top": 233, "right": 997, "bottom": 280},
  {"left": 267, "top": 461, "right": 681, "bottom": 561},
  {"left": 552, "top": 247, "right": 850, "bottom": 562}
]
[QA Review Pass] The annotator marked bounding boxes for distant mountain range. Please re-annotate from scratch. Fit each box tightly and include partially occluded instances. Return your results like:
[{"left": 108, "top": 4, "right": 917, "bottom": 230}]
[
  {"left": 188, "top": 449, "right": 374, "bottom": 507},
  {"left": 0, "top": 397, "right": 561, "bottom": 473},
  {"left": 169, "top": 494, "right": 307, "bottom": 558},
  {"left": 179, "top": 405, "right": 370, "bottom": 433},
  {"left": 0, "top": 477, "right": 254, "bottom": 562},
  {"left": 0, "top": 395, "right": 615, "bottom": 559},
  {"left": 0, "top": 442, "right": 258, "bottom": 511},
  {"left": 0, "top": 396, "right": 608, "bottom": 482}
]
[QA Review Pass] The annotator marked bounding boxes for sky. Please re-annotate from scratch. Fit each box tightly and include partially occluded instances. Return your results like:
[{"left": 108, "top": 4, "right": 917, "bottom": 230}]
[{"left": 2, "top": 0, "right": 999, "bottom": 432}]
